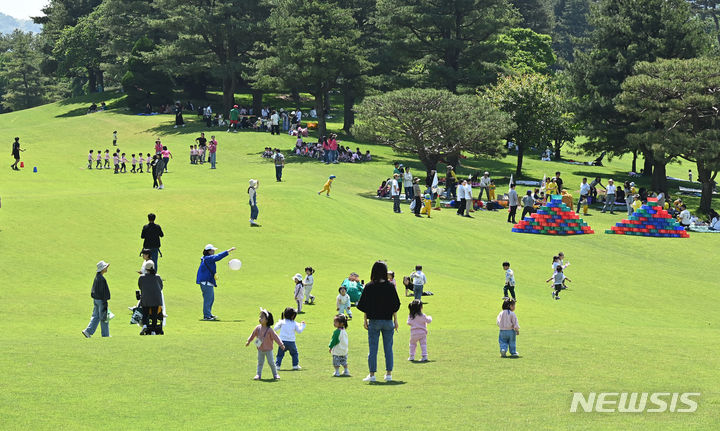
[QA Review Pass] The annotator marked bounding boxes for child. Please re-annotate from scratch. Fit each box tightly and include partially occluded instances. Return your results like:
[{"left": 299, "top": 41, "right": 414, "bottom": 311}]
[
  {"left": 293, "top": 274, "right": 304, "bottom": 313},
  {"left": 688, "top": 169, "right": 693, "bottom": 182},
  {"left": 303, "top": 267, "right": 315, "bottom": 304},
  {"left": 88, "top": 150, "right": 94, "bottom": 169},
  {"left": 131, "top": 154, "right": 137, "bottom": 173},
  {"left": 120, "top": 153, "right": 128, "bottom": 173},
  {"left": 488, "top": 179, "right": 496, "bottom": 201},
  {"left": 138, "top": 154, "right": 144, "bottom": 173},
  {"left": 274, "top": 307, "right": 306, "bottom": 370},
  {"left": 146, "top": 153, "right": 152, "bottom": 172},
  {"left": 407, "top": 299, "right": 432, "bottom": 362},
  {"left": 112, "top": 130, "right": 118, "bottom": 146},
  {"left": 336, "top": 286, "right": 352, "bottom": 319},
  {"left": 104, "top": 149, "right": 110, "bottom": 169},
  {"left": 546, "top": 266, "right": 571, "bottom": 300},
  {"left": 329, "top": 314, "right": 350, "bottom": 377},
  {"left": 410, "top": 265, "right": 427, "bottom": 301},
  {"left": 318, "top": 175, "right": 336, "bottom": 197},
  {"left": 82, "top": 261, "right": 111, "bottom": 338},
  {"left": 632, "top": 194, "right": 642, "bottom": 212},
  {"left": 502, "top": 261, "right": 516, "bottom": 300},
  {"left": 190, "top": 145, "right": 196, "bottom": 164},
  {"left": 113, "top": 152, "right": 120, "bottom": 174},
  {"left": 96, "top": 150, "right": 102, "bottom": 169},
  {"left": 245, "top": 308, "right": 285, "bottom": 380},
  {"left": 551, "top": 255, "right": 562, "bottom": 273},
  {"left": 161, "top": 146, "right": 172, "bottom": 172},
  {"left": 497, "top": 298, "right": 519, "bottom": 357},
  {"left": 420, "top": 193, "right": 432, "bottom": 217}
]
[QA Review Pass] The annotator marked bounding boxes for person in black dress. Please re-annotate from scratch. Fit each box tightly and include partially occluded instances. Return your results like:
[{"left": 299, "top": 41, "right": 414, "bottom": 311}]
[{"left": 11, "top": 137, "right": 24, "bottom": 170}]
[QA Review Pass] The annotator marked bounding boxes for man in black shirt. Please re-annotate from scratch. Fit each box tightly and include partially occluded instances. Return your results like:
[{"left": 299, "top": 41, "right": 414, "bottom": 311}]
[
  {"left": 196, "top": 133, "right": 207, "bottom": 164},
  {"left": 554, "top": 171, "right": 563, "bottom": 192},
  {"left": 141, "top": 213, "right": 164, "bottom": 269}
]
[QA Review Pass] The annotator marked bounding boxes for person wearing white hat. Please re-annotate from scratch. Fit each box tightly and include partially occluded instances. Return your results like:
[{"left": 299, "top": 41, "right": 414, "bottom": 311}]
[
  {"left": 196, "top": 244, "right": 236, "bottom": 320},
  {"left": 478, "top": 171, "right": 491, "bottom": 201},
  {"left": 248, "top": 179, "right": 260, "bottom": 226},
  {"left": 602, "top": 179, "right": 616, "bottom": 214},
  {"left": 82, "top": 261, "right": 111, "bottom": 338},
  {"left": 138, "top": 260, "right": 164, "bottom": 335},
  {"left": 293, "top": 274, "right": 305, "bottom": 313}
]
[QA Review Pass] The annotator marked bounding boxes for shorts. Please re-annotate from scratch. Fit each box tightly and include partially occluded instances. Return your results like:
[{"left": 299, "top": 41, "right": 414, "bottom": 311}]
[
  {"left": 230, "top": 120, "right": 239, "bottom": 125},
  {"left": 332, "top": 355, "right": 347, "bottom": 367}
]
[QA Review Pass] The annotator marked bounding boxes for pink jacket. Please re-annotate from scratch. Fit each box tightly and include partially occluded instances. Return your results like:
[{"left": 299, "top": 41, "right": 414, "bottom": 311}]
[
  {"left": 328, "top": 139, "right": 338, "bottom": 151},
  {"left": 407, "top": 314, "right": 432, "bottom": 336},
  {"left": 247, "top": 325, "right": 284, "bottom": 352}
]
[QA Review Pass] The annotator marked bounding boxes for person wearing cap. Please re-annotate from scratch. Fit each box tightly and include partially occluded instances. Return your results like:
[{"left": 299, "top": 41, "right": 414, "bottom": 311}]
[
  {"left": 273, "top": 149, "right": 285, "bottom": 182},
  {"left": 248, "top": 179, "right": 260, "bottom": 226},
  {"left": 196, "top": 244, "right": 236, "bottom": 320},
  {"left": 228, "top": 105, "right": 240, "bottom": 132},
  {"left": 141, "top": 213, "right": 164, "bottom": 270},
  {"left": 507, "top": 183, "right": 519, "bottom": 223},
  {"left": 318, "top": 175, "right": 336, "bottom": 197},
  {"left": 82, "top": 261, "right": 112, "bottom": 338},
  {"left": 602, "top": 179, "right": 616, "bottom": 214},
  {"left": 138, "top": 261, "right": 164, "bottom": 335},
  {"left": 412, "top": 177, "right": 423, "bottom": 217},
  {"left": 577, "top": 178, "right": 591, "bottom": 213},
  {"left": 391, "top": 173, "right": 401, "bottom": 213},
  {"left": 478, "top": 172, "right": 491, "bottom": 201},
  {"left": 270, "top": 110, "right": 280, "bottom": 135}
]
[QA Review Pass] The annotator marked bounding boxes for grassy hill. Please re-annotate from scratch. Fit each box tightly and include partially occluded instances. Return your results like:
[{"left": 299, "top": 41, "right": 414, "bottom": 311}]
[{"left": 0, "top": 93, "right": 718, "bottom": 430}]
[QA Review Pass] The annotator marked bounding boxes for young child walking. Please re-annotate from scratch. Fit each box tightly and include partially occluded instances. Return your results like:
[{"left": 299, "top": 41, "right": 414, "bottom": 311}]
[
  {"left": 245, "top": 308, "right": 285, "bottom": 380},
  {"left": 410, "top": 265, "right": 427, "bottom": 300},
  {"left": 293, "top": 274, "right": 305, "bottom": 313},
  {"left": 502, "top": 261, "right": 516, "bottom": 300},
  {"left": 146, "top": 153, "right": 152, "bottom": 172},
  {"left": 104, "top": 149, "right": 110, "bottom": 169},
  {"left": 190, "top": 145, "right": 196, "bottom": 164},
  {"left": 407, "top": 299, "right": 432, "bottom": 362},
  {"left": 96, "top": 150, "right": 102, "bottom": 169},
  {"left": 329, "top": 314, "right": 350, "bottom": 377},
  {"left": 336, "top": 286, "right": 352, "bottom": 319},
  {"left": 318, "top": 175, "right": 336, "bottom": 197},
  {"left": 274, "top": 307, "right": 306, "bottom": 370},
  {"left": 113, "top": 151, "right": 120, "bottom": 174},
  {"left": 112, "top": 130, "right": 118, "bottom": 146},
  {"left": 303, "top": 267, "right": 315, "bottom": 304},
  {"left": 131, "top": 154, "right": 137, "bottom": 173},
  {"left": 120, "top": 153, "right": 128, "bottom": 173},
  {"left": 546, "top": 266, "right": 571, "bottom": 300},
  {"left": 497, "top": 298, "right": 519, "bottom": 357},
  {"left": 88, "top": 150, "right": 94, "bottom": 169}
]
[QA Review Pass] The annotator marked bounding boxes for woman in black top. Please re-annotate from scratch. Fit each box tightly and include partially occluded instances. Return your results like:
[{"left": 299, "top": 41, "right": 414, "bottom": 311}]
[
  {"left": 11, "top": 137, "right": 24, "bottom": 170},
  {"left": 138, "top": 261, "right": 164, "bottom": 335},
  {"left": 357, "top": 261, "right": 401, "bottom": 382}
]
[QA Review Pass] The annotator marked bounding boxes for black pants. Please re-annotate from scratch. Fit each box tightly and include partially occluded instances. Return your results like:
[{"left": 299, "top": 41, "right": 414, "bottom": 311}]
[
  {"left": 447, "top": 181, "right": 456, "bottom": 199},
  {"left": 152, "top": 172, "right": 158, "bottom": 188},
  {"left": 521, "top": 206, "right": 533, "bottom": 220},
  {"left": 504, "top": 284, "right": 516, "bottom": 299},
  {"left": 271, "top": 125, "right": 279, "bottom": 135},
  {"left": 393, "top": 195, "right": 401, "bottom": 212},
  {"left": 414, "top": 196, "right": 422, "bottom": 216},
  {"left": 163, "top": 157, "right": 169, "bottom": 172},
  {"left": 457, "top": 198, "right": 466, "bottom": 215},
  {"left": 275, "top": 165, "right": 283, "bottom": 181},
  {"left": 508, "top": 205, "right": 517, "bottom": 222},
  {"left": 142, "top": 306, "right": 163, "bottom": 334},
  {"left": 120, "top": 163, "right": 126, "bottom": 172}
]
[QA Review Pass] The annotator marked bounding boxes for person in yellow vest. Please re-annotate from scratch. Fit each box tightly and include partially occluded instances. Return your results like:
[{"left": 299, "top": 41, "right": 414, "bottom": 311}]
[
  {"left": 488, "top": 180, "right": 496, "bottom": 201},
  {"left": 318, "top": 175, "right": 336, "bottom": 197},
  {"left": 545, "top": 178, "right": 559, "bottom": 196},
  {"left": 420, "top": 193, "right": 432, "bottom": 218}
]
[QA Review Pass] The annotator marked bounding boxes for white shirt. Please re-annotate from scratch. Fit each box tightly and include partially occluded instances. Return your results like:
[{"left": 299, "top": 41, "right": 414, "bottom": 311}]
[
  {"left": 580, "top": 182, "right": 590, "bottom": 195},
  {"left": 391, "top": 179, "right": 400, "bottom": 196},
  {"left": 303, "top": 274, "right": 313, "bottom": 289},
  {"left": 464, "top": 183, "right": 473, "bottom": 200},
  {"left": 270, "top": 113, "right": 279, "bottom": 125},
  {"left": 505, "top": 268, "right": 515, "bottom": 286},
  {"left": 337, "top": 293, "right": 350, "bottom": 308},
  {"left": 479, "top": 176, "right": 491, "bottom": 187},
  {"left": 296, "top": 110, "right": 302, "bottom": 122},
  {"left": 403, "top": 172, "right": 413, "bottom": 187},
  {"left": 273, "top": 319, "right": 305, "bottom": 342},
  {"left": 411, "top": 271, "right": 427, "bottom": 286},
  {"left": 330, "top": 328, "right": 349, "bottom": 356},
  {"left": 606, "top": 184, "right": 616, "bottom": 195},
  {"left": 679, "top": 209, "right": 692, "bottom": 225}
]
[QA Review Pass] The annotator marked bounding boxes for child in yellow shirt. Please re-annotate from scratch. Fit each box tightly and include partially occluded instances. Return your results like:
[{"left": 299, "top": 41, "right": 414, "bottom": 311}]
[
  {"left": 420, "top": 193, "right": 432, "bottom": 218},
  {"left": 318, "top": 175, "right": 336, "bottom": 197},
  {"left": 488, "top": 180, "right": 496, "bottom": 201}
]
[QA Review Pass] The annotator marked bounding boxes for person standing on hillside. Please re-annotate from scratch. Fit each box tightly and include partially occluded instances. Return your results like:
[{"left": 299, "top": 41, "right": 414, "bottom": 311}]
[
  {"left": 208, "top": 136, "right": 218, "bottom": 169},
  {"left": 273, "top": 149, "right": 285, "bottom": 182},
  {"left": 196, "top": 244, "right": 236, "bottom": 320},
  {"left": 82, "top": 261, "right": 112, "bottom": 338},
  {"left": 507, "top": 183, "right": 519, "bottom": 223},
  {"left": 174, "top": 102, "right": 185, "bottom": 128},
  {"left": 10, "top": 137, "right": 24, "bottom": 171},
  {"left": 391, "top": 173, "right": 401, "bottom": 213},
  {"left": 195, "top": 133, "right": 207, "bottom": 164},
  {"left": 248, "top": 179, "right": 260, "bottom": 227},
  {"left": 478, "top": 172, "right": 491, "bottom": 201},
  {"left": 445, "top": 166, "right": 457, "bottom": 200},
  {"left": 141, "top": 213, "right": 164, "bottom": 270},
  {"left": 228, "top": 105, "right": 240, "bottom": 132},
  {"left": 270, "top": 110, "right": 280, "bottom": 135}
]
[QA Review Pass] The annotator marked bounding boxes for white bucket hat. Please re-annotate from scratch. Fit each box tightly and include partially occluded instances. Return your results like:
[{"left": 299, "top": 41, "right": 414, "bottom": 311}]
[
  {"left": 249, "top": 179, "right": 257, "bottom": 188},
  {"left": 96, "top": 261, "right": 110, "bottom": 272}
]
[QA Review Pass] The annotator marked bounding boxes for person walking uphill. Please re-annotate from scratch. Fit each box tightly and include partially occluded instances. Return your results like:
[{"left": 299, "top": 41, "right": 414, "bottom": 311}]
[
  {"left": 196, "top": 244, "right": 236, "bottom": 320},
  {"left": 273, "top": 149, "right": 285, "bottom": 182},
  {"left": 248, "top": 179, "right": 260, "bottom": 227},
  {"left": 357, "top": 261, "right": 401, "bottom": 382},
  {"left": 82, "top": 261, "right": 112, "bottom": 338},
  {"left": 141, "top": 213, "right": 164, "bottom": 270}
]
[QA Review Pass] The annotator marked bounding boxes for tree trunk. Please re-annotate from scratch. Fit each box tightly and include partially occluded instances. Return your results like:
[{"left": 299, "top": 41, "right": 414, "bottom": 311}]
[
  {"left": 445, "top": 153, "right": 460, "bottom": 171},
  {"left": 291, "top": 88, "right": 300, "bottom": 110},
  {"left": 641, "top": 147, "right": 653, "bottom": 176},
  {"left": 222, "top": 75, "right": 236, "bottom": 113},
  {"left": 252, "top": 89, "right": 263, "bottom": 117},
  {"left": 651, "top": 159, "right": 667, "bottom": 194},
  {"left": 554, "top": 139, "right": 562, "bottom": 160},
  {"left": 697, "top": 161, "right": 714, "bottom": 214},
  {"left": 88, "top": 68, "right": 97, "bottom": 94},
  {"left": 515, "top": 143, "right": 524, "bottom": 177},
  {"left": 96, "top": 70, "right": 104, "bottom": 92},
  {"left": 631, "top": 149, "right": 637, "bottom": 173},
  {"left": 324, "top": 89, "right": 331, "bottom": 112},
  {"left": 343, "top": 87, "right": 355, "bottom": 134},
  {"left": 315, "top": 90, "right": 327, "bottom": 137}
]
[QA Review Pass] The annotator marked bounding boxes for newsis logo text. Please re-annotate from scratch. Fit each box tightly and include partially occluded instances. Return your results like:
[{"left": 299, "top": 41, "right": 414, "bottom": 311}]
[{"left": 570, "top": 392, "right": 700, "bottom": 413}]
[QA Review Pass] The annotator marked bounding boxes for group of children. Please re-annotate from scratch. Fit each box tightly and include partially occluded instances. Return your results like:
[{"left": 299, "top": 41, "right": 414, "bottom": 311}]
[{"left": 87, "top": 149, "right": 154, "bottom": 174}]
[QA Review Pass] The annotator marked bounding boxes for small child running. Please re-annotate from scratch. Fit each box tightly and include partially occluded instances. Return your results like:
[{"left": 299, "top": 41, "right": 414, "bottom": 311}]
[
  {"left": 407, "top": 299, "right": 432, "bottom": 362},
  {"left": 546, "top": 266, "right": 571, "bottom": 300},
  {"left": 497, "top": 298, "right": 519, "bottom": 357},
  {"left": 113, "top": 152, "right": 120, "bottom": 174},
  {"left": 245, "top": 308, "right": 285, "bottom": 380},
  {"left": 329, "top": 314, "right": 350, "bottom": 377},
  {"left": 337, "top": 286, "right": 352, "bottom": 319},
  {"left": 274, "top": 307, "right": 306, "bottom": 370},
  {"left": 318, "top": 175, "right": 336, "bottom": 197},
  {"left": 502, "top": 261, "right": 516, "bottom": 300},
  {"left": 146, "top": 153, "right": 152, "bottom": 172},
  {"left": 112, "top": 130, "right": 118, "bottom": 146}
]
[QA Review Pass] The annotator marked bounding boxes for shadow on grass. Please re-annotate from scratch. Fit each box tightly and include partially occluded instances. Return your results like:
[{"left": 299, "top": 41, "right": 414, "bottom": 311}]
[
  {"left": 501, "top": 356, "right": 522, "bottom": 359},
  {"left": 367, "top": 380, "right": 406, "bottom": 385}
]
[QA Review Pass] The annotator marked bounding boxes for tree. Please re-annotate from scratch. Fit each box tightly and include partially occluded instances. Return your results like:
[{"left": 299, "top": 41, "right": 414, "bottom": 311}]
[
  {"left": 0, "top": 31, "right": 48, "bottom": 110},
  {"left": 691, "top": 1, "right": 720, "bottom": 48},
  {"left": 253, "top": 0, "right": 368, "bottom": 137},
  {"left": 496, "top": 27, "right": 556, "bottom": 75},
  {"left": 618, "top": 57, "right": 720, "bottom": 209},
  {"left": 487, "top": 73, "right": 565, "bottom": 176},
  {"left": 354, "top": 88, "right": 512, "bottom": 174},
  {"left": 511, "top": 0, "right": 554, "bottom": 34},
  {"left": 53, "top": 12, "right": 107, "bottom": 93},
  {"left": 552, "top": 0, "right": 591, "bottom": 66},
  {"left": 570, "top": 0, "right": 709, "bottom": 184},
  {"left": 376, "top": 0, "right": 515, "bottom": 93},
  {"left": 121, "top": 37, "right": 173, "bottom": 109}
]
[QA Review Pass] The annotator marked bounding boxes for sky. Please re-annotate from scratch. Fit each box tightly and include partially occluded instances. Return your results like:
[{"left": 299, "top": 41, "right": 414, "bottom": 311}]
[{"left": 0, "top": 0, "right": 47, "bottom": 20}]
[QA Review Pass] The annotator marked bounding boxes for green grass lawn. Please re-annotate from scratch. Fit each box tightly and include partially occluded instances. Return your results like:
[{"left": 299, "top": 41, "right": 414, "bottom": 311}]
[{"left": 0, "top": 93, "right": 718, "bottom": 430}]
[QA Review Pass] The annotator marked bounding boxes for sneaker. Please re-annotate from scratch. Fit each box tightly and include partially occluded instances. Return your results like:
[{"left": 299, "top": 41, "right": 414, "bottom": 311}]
[
  {"left": 384, "top": 375, "right": 392, "bottom": 382},
  {"left": 420, "top": 358, "right": 429, "bottom": 362},
  {"left": 551, "top": 291, "right": 555, "bottom": 299},
  {"left": 511, "top": 352, "right": 519, "bottom": 357},
  {"left": 500, "top": 349, "right": 507, "bottom": 357},
  {"left": 362, "top": 375, "right": 376, "bottom": 382},
  {"left": 253, "top": 375, "right": 260, "bottom": 380},
  {"left": 408, "top": 357, "right": 414, "bottom": 361},
  {"left": 202, "top": 316, "right": 217, "bottom": 321},
  {"left": 342, "top": 370, "right": 351, "bottom": 376},
  {"left": 332, "top": 371, "right": 340, "bottom": 377},
  {"left": 273, "top": 375, "right": 280, "bottom": 380},
  {"left": 82, "top": 330, "right": 91, "bottom": 338},
  {"left": 555, "top": 295, "right": 560, "bottom": 300},
  {"left": 293, "top": 365, "right": 301, "bottom": 370}
]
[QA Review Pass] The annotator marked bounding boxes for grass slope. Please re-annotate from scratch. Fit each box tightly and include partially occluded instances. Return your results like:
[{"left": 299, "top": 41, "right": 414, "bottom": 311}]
[{"left": 0, "top": 94, "right": 718, "bottom": 430}]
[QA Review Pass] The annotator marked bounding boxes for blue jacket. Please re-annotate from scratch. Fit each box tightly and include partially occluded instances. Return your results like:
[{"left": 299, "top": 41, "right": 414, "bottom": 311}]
[{"left": 196, "top": 251, "right": 229, "bottom": 286}]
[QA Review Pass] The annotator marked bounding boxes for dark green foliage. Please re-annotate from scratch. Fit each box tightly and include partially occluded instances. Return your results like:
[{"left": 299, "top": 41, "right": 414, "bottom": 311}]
[
  {"left": 121, "top": 37, "right": 173, "bottom": 109},
  {"left": 496, "top": 28, "right": 556, "bottom": 74},
  {"left": 552, "top": 0, "right": 591, "bottom": 66},
  {"left": 511, "top": 0, "right": 554, "bottom": 34}
]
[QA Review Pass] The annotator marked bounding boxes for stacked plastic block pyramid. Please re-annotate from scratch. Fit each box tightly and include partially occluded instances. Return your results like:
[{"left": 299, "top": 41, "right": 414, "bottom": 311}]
[
  {"left": 605, "top": 197, "right": 689, "bottom": 238},
  {"left": 512, "top": 195, "right": 594, "bottom": 235}
]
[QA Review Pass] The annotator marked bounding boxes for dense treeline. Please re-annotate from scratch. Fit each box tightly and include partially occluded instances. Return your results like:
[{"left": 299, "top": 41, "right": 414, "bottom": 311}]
[{"left": 1, "top": 0, "right": 720, "bottom": 210}]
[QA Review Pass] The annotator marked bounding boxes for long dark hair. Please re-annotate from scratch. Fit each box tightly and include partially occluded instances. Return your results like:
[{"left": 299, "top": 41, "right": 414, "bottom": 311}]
[
  {"left": 408, "top": 299, "right": 423, "bottom": 319},
  {"left": 370, "top": 261, "right": 388, "bottom": 283},
  {"left": 281, "top": 307, "right": 297, "bottom": 321}
]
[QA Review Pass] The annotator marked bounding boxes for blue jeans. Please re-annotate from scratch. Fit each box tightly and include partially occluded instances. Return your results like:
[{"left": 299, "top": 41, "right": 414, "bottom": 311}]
[
  {"left": 250, "top": 204, "right": 258, "bottom": 220},
  {"left": 209, "top": 152, "right": 216, "bottom": 169},
  {"left": 276, "top": 340, "right": 299, "bottom": 366},
  {"left": 498, "top": 330, "right": 517, "bottom": 355},
  {"left": 413, "top": 284, "right": 423, "bottom": 300},
  {"left": 85, "top": 299, "right": 109, "bottom": 337},
  {"left": 200, "top": 282, "right": 215, "bottom": 318},
  {"left": 275, "top": 165, "right": 283, "bottom": 181},
  {"left": 149, "top": 248, "right": 160, "bottom": 271},
  {"left": 367, "top": 319, "right": 394, "bottom": 373}
]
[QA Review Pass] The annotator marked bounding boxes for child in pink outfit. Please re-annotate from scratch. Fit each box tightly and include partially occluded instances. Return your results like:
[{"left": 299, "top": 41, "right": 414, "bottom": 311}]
[
  {"left": 407, "top": 299, "right": 432, "bottom": 362},
  {"left": 245, "top": 308, "right": 285, "bottom": 380}
]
